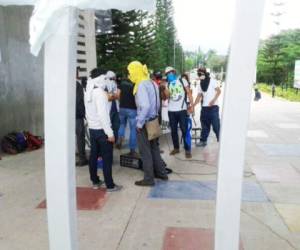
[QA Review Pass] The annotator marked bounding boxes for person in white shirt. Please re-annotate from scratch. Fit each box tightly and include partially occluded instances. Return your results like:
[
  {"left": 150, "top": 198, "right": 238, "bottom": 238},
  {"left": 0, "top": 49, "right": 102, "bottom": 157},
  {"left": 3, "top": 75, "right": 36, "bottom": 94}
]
[
  {"left": 84, "top": 68, "right": 122, "bottom": 192},
  {"left": 193, "top": 67, "right": 221, "bottom": 147}
]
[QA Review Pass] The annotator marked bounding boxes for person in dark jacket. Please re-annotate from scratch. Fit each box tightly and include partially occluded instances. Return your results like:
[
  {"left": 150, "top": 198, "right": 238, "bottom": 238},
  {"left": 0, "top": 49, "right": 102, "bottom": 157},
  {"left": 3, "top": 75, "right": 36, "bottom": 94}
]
[{"left": 76, "top": 67, "right": 88, "bottom": 166}]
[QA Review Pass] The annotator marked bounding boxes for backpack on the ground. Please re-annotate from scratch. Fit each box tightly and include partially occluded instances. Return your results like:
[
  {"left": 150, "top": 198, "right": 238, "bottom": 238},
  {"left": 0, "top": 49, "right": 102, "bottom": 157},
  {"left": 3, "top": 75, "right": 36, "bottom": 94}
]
[
  {"left": 24, "top": 131, "right": 43, "bottom": 150},
  {"left": 1, "top": 131, "right": 43, "bottom": 154},
  {"left": 15, "top": 132, "right": 28, "bottom": 152},
  {"left": 1, "top": 132, "right": 26, "bottom": 154}
]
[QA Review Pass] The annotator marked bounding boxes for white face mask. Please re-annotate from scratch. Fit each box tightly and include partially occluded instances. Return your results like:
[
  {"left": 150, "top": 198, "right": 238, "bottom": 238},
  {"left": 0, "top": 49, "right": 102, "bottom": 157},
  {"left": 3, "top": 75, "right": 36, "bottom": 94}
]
[
  {"left": 93, "top": 75, "right": 108, "bottom": 90},
  {"left": 200, "top": 75, "right": 206, "bottom": 80}
]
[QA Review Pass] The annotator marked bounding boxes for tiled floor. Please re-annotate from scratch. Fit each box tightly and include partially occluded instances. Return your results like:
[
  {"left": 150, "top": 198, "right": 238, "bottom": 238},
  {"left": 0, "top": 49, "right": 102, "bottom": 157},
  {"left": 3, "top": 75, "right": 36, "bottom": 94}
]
[
  {"left": 37, "top": 187, "right": 107, "bottom": 210},
  {"left": 275, "top": 203, "right": 300, "bottom": 232},
  {"left": 149, "top": 180, "right": 269, "bottom": 202},
  {"left": 163, "top": 227, "right": 244, "bottom": 250},
  {"left": 257, "top": 144, "right": 300, "bottom": 157},
  {"left": 2, "top": 93, "right": 300, "bottom": 250},
  {"left": 252, "top": 165, "right": 300, "bottom": 184}
]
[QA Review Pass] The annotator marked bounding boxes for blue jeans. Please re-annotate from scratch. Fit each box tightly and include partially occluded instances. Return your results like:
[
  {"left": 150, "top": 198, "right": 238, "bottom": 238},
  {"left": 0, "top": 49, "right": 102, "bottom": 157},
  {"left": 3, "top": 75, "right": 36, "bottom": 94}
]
[
  {"left": 118, "top": 108, "right": 137, "bottom": 150},
  {"left": 200, "top": 106, "right": 220, "bottom": 142},
  {"left": 168, "top": 110, "right": 189, "bottom": 151},
  {"left": 89, "top": 129, "right": 115, "bottom": 188}
]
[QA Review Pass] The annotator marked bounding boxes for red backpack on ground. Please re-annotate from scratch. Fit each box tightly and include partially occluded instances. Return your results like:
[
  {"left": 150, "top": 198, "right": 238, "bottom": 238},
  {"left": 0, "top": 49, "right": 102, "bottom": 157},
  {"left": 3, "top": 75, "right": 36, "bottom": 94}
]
[{"left": 24, "top": 132, "right": 43, "bottom": 150}]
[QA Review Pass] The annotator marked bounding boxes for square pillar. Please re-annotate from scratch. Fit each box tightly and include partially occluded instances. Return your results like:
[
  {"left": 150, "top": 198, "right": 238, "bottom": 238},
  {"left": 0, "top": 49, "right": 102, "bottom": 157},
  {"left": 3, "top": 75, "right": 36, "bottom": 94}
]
[
  {"left": 214, "top": 0, "right": 266, "bottom": 249},
  {"left": 44, "top": 7, "right": 78, "bottom": 250}
]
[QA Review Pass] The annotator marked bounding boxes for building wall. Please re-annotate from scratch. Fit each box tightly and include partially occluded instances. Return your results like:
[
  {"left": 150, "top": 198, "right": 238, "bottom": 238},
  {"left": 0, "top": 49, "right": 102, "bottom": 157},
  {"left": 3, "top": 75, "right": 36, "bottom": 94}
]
[
  {"left": 0, "top": 7, "right": 97, "bottom": 145},
  {"left": 0, "top": 6, "right": 44, "bottom": 140},
  {"left": 77, "top": 10, "right": 97, "bottom": 78}
]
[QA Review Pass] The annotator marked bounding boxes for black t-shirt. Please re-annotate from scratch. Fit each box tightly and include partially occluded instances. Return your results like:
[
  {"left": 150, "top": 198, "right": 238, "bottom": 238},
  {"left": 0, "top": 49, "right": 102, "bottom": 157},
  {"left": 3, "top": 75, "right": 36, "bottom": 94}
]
[{"left": 119, "top": 80, "right": 137, "bottom": 110}]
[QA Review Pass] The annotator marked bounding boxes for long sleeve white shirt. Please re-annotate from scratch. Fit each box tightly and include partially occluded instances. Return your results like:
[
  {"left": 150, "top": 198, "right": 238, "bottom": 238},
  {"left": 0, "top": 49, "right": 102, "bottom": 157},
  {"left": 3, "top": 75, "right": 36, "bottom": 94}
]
[{"left": 84, "top": 87, "right": 114, "bottom": 138}]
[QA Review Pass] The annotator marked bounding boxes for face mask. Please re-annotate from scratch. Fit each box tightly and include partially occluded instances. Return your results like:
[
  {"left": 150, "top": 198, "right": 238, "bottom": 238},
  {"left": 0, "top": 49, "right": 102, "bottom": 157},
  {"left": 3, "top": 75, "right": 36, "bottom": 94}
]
[
  {"left": 166, "top": 72, "right": 177, "bottom": 83},
  {"left": 200, "top": 75, "right": 206, "bottom": 80}
]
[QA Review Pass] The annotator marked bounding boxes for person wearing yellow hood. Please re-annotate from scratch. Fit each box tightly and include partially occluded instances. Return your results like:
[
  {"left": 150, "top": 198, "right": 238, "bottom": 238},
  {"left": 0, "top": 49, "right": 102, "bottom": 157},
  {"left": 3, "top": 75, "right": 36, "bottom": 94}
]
[{"left": 127, "top": 61, "right": 168, "bottom": 186}]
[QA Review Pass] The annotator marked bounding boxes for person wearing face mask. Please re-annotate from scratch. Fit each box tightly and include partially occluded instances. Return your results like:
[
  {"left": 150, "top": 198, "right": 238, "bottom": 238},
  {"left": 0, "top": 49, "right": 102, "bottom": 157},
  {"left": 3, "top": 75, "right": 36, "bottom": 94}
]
[
  {"left": 163, "top": 66, "right": 194, "bottom": 159},
  {"left": 193, "top": 67, "right": 221, "bottom": 147},
  {"left": 128, "top": 61, "right": 168, "bottom": 186},
  {"left": 84, "top": 68, "right": 123, "bottom": 192}
]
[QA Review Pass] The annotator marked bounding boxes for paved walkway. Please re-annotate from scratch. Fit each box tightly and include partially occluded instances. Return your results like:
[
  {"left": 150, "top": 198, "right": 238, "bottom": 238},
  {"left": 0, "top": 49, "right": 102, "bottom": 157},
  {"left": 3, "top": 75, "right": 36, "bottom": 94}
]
[{"left": 0, "top": 92, "right": 300, "bottom": 250}]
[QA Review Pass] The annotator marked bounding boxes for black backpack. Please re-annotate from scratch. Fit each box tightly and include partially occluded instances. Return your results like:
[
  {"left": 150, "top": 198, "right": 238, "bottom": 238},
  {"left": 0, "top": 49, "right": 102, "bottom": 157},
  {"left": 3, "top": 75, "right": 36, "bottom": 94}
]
[{"left": 1, "top": 132, "right": 27, "bottom": 154}]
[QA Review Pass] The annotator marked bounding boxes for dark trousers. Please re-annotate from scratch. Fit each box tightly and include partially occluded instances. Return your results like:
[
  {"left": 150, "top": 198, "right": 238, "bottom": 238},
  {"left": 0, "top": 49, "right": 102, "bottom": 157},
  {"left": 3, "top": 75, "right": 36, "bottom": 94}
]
[
  {"left": 168, "top": 110, "right": 189, "bottom": 151},
  {"left": 272, "top": 90, "right": 275, "bottom": 98},
  {"left": 110, "top": 111, "right": 120, "bottom": 142},
  {"left": 137, "top": 127, "right": 167, "bottom": 182},
  {"left": 200, "top": 106, "right": 220, "bottom": 142},
  {"left": 76, "top": 118, "right": 86, "bottom": 161},
  {"left": 89, "top": 129, "right": 115, "bottom": 188}
]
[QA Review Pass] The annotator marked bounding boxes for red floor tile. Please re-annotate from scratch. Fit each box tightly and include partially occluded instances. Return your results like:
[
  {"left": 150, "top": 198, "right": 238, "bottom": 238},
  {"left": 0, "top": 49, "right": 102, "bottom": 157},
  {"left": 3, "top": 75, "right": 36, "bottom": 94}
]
[
  {"left": 163, "top": 227, "right": 244, "bottom": 250},
  {"left": 37, "top": 187, "right": 107, "bottom": 210}
]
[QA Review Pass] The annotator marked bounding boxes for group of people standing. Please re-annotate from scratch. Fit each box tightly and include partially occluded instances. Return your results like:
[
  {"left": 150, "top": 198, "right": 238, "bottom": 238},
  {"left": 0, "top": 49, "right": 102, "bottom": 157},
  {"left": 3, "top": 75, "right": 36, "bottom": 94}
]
[{"left": 75, "top": 62, "right": 222, "bottom": 191}]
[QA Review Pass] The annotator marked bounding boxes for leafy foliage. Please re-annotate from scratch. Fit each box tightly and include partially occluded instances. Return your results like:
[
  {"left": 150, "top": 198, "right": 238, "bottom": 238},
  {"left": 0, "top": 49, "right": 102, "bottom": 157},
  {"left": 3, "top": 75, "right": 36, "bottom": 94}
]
[
  {"left": 258, "top": 83, "right": 300, "bottom": 102},
  {"left": 96, "top": 0, "right": 185, "bottom": 75},
  {"left": 96, "top": 9, "right": 156, "bottom": 74},
  {"left": 257, "top": 29, "right": 300, "bottom": 86},
  {"left": 184, "top": 48, "right": 227, "bottom": 77}
]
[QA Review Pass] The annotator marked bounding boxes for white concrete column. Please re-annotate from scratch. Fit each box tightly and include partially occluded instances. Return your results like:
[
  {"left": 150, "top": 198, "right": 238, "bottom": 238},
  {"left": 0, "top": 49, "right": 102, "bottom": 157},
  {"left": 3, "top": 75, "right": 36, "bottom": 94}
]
[
  {"left": 44, "top": 7, "right": 78, "bottom": 250},
  {"left": 214, "top": 0, "right": 265, "bottom": 250}
]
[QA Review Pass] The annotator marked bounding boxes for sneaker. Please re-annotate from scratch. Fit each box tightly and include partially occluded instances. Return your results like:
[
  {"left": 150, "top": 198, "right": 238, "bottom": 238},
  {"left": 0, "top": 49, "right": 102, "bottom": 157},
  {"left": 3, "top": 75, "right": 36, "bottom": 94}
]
[
  {"left": 92, "top": 180, "right": 104, "bottom": 189},
  {"left": 135, "top": 179, "right": 155, "bottom": 186},
  {"left": 169, "top": 149, "right": 180, "bottom": 155},
  {"left": 185, "top": 151, "right": 192, "bottom": 159},
  {"left": 196, "top": 141, "right": 207, "bottom": 147},
  {"left": 107, "top": 184, "right": 123, "bottom": 192}
]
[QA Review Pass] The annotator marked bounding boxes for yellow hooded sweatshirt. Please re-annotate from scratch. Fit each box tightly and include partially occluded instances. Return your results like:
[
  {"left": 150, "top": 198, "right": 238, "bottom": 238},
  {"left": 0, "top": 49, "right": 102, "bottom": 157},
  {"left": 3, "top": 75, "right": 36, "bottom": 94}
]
[{"left": 127, "top": 61, "right": 150, "bottom": 95}]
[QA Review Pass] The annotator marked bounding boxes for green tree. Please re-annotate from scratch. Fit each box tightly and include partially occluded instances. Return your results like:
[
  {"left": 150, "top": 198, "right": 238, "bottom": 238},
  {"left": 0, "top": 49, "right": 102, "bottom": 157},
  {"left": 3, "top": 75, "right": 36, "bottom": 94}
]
[
  {"left": 205, "top": 49, "right": 227, "bottom": 73},
  {"left": 153, "top": 0, "right": 184, "bottom": 72},
  {"left": 184, "top": 48, "right": 227, "bottom": 74},
  {"left": 96, "top": 9, "right": 156, "bottom": 74},
  {"left": 96, "top": 1, "right": 185, "bottom": 74},
  {"left": 257, "top": 29, "right": 300, "bottom": 86},
  {"left": 152, "top": 0, "right": 168, "bottom": 70}
]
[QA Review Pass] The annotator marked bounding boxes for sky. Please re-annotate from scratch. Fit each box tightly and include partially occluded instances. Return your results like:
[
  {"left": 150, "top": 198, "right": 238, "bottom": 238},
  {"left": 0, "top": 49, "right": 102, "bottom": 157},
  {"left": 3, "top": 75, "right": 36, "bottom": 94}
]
[{"left": 173, "top": 0, "right": 300, "bottom": 55}]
